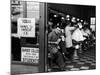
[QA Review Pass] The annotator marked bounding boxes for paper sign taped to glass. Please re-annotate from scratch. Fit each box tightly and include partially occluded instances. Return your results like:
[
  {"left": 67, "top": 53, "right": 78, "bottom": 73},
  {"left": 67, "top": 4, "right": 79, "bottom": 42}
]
[
  {"left": 21, "top": 47, "right": 39, "bottom": 63},
  {"left": 17, "top": 18, "right": 35, "bottom": 37}
]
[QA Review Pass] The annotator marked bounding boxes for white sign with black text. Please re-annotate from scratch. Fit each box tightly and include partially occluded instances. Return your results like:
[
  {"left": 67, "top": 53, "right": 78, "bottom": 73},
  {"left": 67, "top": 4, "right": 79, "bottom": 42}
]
[
  {"left": 17, "top": 18, "right": 35, "bottom": 37},
  {"left": 21, "top": 47, "right": 39, "bottom": 63}
]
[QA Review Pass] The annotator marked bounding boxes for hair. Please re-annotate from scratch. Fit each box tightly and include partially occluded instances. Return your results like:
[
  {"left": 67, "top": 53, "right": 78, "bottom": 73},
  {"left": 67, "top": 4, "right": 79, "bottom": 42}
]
[{"left": 60, "top": 20, "right": 71, "bottom": 29}]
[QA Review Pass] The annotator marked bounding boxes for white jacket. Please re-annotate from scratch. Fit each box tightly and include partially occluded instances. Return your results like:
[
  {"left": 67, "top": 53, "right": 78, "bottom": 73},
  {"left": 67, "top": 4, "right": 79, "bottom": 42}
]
[
  {"left": 72, "top": 28, "right": 85, "bottom": 41},
  {"left": 65, "top": 26, "right": 75, "bottom": 48}
]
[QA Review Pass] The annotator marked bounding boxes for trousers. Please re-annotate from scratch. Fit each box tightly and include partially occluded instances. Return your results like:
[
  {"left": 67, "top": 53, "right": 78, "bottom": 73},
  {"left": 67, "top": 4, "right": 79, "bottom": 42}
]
[
  {"left": 50, "top": 51, "right": 65, "bottom": 69},
  {"left": 66, "top": 47, "right": 74, "bottom": 60}
]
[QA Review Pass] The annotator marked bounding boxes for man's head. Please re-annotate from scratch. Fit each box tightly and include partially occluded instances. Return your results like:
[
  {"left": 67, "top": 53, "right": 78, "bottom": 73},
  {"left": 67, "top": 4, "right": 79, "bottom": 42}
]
[
  {"left": 48, "top": 21, "right": 53, "bottom": 26},
  {"left": 77, "top": 22, "right": 83, "bottom": 29},
  {"left": 54, "top": 27, "right": 62, "bottom": 34}
]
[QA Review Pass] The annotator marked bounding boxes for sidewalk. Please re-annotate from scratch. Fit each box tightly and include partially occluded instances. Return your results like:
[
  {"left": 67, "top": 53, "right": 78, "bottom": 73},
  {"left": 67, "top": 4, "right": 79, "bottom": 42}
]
[{"left": 11, "top": 63, "right": 39, "bottom": 75}]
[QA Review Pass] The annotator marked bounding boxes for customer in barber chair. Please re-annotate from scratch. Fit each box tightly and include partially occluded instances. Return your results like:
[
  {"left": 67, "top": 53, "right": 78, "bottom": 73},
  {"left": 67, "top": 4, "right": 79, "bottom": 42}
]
[{"left": 72, "top": 22, "right": 85, "bottom": 59}]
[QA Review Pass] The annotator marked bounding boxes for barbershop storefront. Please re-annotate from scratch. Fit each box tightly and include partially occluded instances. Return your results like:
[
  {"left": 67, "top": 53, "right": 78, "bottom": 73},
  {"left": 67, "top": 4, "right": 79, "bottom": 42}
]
[{"left": 11, "top": 0, "right": 96, "bottom": 74}]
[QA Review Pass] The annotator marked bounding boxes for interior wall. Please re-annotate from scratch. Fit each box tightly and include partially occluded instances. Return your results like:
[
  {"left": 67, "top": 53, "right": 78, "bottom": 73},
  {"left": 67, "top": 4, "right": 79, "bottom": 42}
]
[{"left": 48, "top": 3, "right": 96, "bottom": 22}]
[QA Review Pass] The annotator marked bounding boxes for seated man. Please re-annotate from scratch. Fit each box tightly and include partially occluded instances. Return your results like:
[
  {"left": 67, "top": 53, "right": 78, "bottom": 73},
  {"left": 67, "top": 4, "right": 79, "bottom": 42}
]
[{"left": 72, "top": 22, "right": 85, "bottom": 55}]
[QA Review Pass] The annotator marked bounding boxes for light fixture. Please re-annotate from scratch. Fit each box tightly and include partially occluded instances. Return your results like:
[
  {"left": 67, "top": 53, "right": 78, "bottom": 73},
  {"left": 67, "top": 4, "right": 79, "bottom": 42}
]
[
  {"left": 72, "top": 17, "right": 75, "bottom": 20},
  {"left": 71, "top": 17, "right": 76, "bottom": 22},
  {"left": 77, "top": 18, "right": 80, "bottom": 21},
  {"left": 67, "top": 18, "right": 70, "bottom": 21},
  {"left": 61, "top": 17, "right": 64, "bottom": 20},
  {"left": 66, "top": 15, "right": 70, "bottom": 18},
  {"left": 54, "top": 14, "right": 57, "bottom": 17},
  {"left": 57, "top": 23, "right": 59, "bottom": 26},
  {"left": 81, "top": 20, "right": 83, "bottom": 22}
]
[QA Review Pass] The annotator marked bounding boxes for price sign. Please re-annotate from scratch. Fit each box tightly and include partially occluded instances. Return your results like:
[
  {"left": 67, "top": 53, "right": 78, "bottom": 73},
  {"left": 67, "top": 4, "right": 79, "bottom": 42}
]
[
  {"left": 21, "top": 47, "right": 39, "bottom": 63},
  {"left": 17, "top": 18, "right": 35, "bottom": 37}
]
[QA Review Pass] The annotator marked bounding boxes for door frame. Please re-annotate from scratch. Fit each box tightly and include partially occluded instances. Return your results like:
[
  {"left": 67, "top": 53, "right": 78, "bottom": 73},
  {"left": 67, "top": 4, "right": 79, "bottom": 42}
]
[{"left": 39, "top": 2, "right": 48, "bottom": 72}]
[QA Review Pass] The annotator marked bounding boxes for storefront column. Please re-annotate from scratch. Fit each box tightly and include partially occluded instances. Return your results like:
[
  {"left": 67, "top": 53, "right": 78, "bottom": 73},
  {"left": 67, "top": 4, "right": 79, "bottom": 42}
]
[{"left": 39, "top": 2, "right": 47, "bottom": 72}]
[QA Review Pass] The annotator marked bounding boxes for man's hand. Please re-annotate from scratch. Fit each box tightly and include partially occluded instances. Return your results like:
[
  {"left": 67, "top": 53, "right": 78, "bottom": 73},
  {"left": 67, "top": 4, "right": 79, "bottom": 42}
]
[{"left": 56, "top": 38, "right": 61, "bottom": 44}]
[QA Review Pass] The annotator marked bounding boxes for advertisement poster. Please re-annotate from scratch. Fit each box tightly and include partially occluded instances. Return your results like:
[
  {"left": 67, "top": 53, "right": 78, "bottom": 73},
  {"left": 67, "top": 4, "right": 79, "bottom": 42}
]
[
  {"left": 17, "top": 18, "right": 35, "bottom": 37},
  {"left": 21, "top": 47, "right": 39, "bottom": 63}
]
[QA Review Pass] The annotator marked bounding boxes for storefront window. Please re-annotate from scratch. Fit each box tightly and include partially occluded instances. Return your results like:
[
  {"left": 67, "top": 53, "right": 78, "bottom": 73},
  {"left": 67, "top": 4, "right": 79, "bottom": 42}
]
[
  {"left": 11, "top": 0, "right": 40, "bottom": 64},
  {"left": 24, "top": 2, "right": 40, "bottom": 45},
  {"left": 11, "top": 0, "right": 23, "bottom": 33}
]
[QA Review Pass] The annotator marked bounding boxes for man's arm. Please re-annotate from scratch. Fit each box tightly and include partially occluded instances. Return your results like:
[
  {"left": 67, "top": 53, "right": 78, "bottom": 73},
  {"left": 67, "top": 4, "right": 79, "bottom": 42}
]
[{"left": 48, "top": 38, "right": 61, "bottom": 45}]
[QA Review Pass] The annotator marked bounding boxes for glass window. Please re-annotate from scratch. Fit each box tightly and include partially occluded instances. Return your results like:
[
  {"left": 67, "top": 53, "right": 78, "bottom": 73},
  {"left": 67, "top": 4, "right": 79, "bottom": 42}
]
[{"left": 11, "top": 0, "right": 40, "bottom": 64}]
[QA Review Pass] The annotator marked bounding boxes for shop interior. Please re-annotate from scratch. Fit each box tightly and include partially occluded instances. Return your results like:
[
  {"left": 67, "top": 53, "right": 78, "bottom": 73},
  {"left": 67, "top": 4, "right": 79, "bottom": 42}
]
[{"left": 47, "top": 3, "right": 96, "bottom": 72}]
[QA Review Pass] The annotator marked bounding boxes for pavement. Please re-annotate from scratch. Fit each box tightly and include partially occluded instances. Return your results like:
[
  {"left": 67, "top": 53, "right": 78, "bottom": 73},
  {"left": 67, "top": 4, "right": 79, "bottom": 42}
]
[{"left": 11, "top": 64, "right": 39, "bottom": 75}]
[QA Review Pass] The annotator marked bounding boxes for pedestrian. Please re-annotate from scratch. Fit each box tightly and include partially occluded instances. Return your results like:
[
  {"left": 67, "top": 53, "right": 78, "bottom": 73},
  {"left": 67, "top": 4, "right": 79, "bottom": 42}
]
[{"left": 48, "top": 26, "right": 66, "bottom": 71}]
